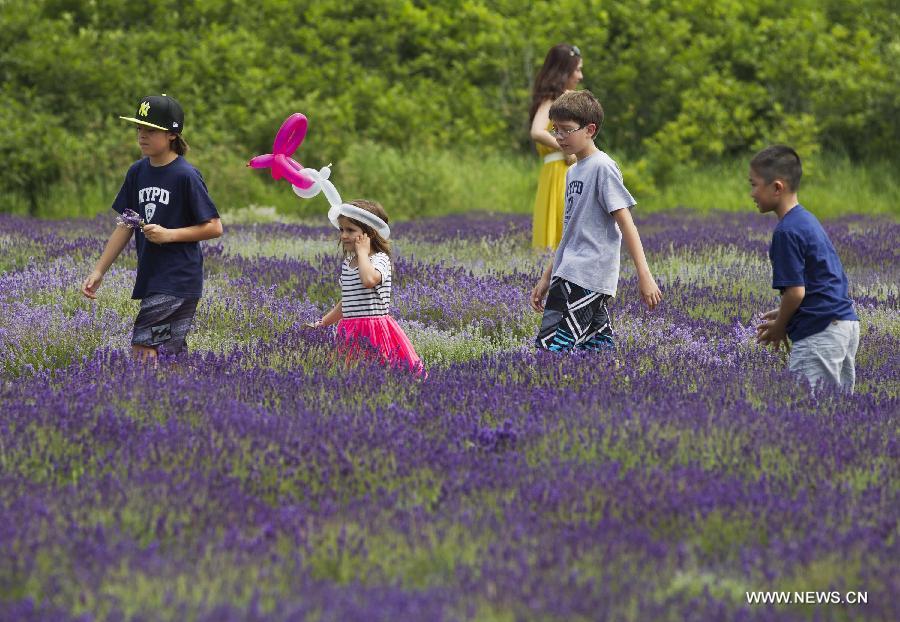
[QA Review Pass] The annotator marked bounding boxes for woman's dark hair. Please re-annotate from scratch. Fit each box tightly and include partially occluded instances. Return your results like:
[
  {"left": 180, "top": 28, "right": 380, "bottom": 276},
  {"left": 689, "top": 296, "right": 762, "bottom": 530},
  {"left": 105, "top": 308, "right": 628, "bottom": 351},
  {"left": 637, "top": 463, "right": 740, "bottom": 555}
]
[{"left": 529, "top": 43, "right": 581, "bottom": 123}]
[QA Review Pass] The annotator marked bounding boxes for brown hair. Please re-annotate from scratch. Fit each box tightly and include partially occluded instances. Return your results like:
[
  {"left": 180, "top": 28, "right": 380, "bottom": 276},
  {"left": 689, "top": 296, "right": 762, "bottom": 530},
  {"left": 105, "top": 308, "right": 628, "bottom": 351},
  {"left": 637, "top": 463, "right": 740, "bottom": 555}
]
[
  {"left": 172, "top": 134, "right": 189, "bottom": 156},
  {"left": 529, "top": 43, "right": 582, "bottom": 123},
  {"left": 750, "top": 145, "right": 802, "bottom": 191},
  {"left": 549, "top": 90, "right": 604, "bottom": 139},
  {"left": 340, "top": 199, "right": 392, "bottom": 258}
]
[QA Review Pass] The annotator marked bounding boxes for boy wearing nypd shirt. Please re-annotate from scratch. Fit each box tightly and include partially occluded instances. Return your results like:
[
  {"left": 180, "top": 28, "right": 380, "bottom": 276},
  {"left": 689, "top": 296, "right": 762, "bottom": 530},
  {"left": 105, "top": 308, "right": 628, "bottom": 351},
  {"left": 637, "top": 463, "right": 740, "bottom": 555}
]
[{"left": 82, "top": 94, "right": 223, "bottom": 360}]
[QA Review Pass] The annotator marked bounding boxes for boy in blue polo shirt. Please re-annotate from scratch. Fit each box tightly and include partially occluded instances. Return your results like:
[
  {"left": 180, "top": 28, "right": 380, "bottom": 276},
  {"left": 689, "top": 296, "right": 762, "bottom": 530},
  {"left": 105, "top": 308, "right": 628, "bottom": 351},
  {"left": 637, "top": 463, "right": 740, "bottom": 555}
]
[
  {"left": 81, "top": 94, "right": 223, "bottom": 361},
  {"left": 751, "top": 145, "right": 859, "bottom": 393}
]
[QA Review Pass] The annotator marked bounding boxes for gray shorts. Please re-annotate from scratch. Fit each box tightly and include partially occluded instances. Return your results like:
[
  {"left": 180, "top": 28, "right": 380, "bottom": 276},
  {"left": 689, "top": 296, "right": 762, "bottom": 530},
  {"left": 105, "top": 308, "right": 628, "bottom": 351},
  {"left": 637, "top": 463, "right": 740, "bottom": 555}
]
[
  {"left": 132, "top": 294, "right": 199, "bottom": 355},
  {"left": 789, "top": 320, "right": 860, "bottom": 393}
]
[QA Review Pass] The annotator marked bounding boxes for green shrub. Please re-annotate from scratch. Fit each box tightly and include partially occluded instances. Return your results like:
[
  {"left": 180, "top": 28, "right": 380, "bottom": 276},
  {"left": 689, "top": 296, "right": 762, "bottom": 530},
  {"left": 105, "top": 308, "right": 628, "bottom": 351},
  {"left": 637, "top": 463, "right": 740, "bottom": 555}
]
[{"left": 1, "top": 0, "right": 897, "bottom": 216}]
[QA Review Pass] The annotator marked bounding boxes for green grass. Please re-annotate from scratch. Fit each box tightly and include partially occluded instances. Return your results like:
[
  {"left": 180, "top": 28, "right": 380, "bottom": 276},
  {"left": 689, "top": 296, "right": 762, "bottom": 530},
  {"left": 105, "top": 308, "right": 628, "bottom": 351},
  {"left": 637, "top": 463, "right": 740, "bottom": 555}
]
[
  {"left": 4, "top": 143, "right": 898, "bottom": 220},
  {"left": 639, "top": 155, "right": 900, "bottom": 218}
]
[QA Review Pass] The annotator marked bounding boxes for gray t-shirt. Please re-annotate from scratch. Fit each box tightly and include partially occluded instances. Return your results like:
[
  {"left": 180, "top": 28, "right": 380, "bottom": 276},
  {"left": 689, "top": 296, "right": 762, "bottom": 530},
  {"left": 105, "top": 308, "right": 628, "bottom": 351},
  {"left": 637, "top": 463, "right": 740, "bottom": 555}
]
[{"left": 552, "top": 150, "right": 636, "bottom": 296}]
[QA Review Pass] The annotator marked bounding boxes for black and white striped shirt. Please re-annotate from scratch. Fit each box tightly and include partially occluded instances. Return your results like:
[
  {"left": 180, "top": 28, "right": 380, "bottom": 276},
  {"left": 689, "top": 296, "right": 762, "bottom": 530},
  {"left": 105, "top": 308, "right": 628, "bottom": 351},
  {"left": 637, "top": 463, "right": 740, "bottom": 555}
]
[{"left": 340, "top": 252, "right": 392, "bottom": 318}]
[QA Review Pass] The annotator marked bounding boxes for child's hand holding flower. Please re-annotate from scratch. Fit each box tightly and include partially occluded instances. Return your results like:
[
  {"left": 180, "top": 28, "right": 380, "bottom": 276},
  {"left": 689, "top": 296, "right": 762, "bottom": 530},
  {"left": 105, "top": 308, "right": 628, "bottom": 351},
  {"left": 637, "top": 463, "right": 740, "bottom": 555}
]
[
  {"left": 142, "top": 224, "right": 175, "bottom": 244},
  {"left": 115, "top": 209, "right": 175, "bottom": 244}
]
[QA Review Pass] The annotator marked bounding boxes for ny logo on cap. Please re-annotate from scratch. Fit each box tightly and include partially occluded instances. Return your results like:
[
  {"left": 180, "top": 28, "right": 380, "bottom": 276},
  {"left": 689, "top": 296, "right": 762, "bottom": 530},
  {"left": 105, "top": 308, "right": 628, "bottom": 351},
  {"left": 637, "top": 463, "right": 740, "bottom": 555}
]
[{"left": 138, "top": 102, "right": 151, "bottom": 116}]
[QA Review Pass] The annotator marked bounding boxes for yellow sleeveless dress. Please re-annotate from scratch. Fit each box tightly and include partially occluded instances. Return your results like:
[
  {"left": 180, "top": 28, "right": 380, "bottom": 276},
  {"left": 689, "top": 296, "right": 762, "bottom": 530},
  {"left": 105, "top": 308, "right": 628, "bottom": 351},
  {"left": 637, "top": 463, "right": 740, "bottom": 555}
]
[{"left": 531, "top": 130, "right": 570, "bottom": 249}]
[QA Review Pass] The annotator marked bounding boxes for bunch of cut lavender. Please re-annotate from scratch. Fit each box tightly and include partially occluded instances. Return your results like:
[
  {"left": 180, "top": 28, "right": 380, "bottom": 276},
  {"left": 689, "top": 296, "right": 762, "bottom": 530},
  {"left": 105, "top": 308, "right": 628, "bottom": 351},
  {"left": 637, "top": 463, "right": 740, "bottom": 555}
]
[{"left": 116, "top": 208, "right": 144, "bottom": 230}]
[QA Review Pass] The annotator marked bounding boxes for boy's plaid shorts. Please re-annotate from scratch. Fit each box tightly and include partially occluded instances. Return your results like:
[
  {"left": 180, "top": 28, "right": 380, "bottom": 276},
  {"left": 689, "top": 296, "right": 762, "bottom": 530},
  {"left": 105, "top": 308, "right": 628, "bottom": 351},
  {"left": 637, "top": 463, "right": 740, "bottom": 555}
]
[{"left": 535, "top": 278, "right": 613, "bottom": 351}]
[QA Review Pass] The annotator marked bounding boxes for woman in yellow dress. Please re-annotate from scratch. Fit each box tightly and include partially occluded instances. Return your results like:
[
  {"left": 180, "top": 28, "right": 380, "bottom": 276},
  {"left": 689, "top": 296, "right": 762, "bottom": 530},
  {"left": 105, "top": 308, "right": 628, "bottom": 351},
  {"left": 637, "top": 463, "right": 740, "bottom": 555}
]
[{"left": 529, "top": 43, "right": 583, "bottom": 249}]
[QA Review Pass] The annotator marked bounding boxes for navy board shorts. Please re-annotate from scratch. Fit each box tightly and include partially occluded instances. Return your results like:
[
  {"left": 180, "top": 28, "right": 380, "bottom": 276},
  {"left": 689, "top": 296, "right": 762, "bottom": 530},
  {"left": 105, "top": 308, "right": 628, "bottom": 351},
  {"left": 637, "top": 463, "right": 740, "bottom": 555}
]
[
  {"left": 536, "top": 277, "right": 614, "bottom": 351},
  {"left": 132, "top": 294, "right": 199, "bottom": 355}
]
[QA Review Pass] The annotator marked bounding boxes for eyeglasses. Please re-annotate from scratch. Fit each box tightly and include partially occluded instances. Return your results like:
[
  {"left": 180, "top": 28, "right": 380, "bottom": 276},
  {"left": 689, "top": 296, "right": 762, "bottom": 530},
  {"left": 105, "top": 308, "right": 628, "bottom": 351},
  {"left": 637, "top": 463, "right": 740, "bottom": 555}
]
[
  {"left": 570, "top": 45, "right": 581, "bottom": 57},
  {"left": 550, "top": 124, "right": 585, "bottom": 138}
]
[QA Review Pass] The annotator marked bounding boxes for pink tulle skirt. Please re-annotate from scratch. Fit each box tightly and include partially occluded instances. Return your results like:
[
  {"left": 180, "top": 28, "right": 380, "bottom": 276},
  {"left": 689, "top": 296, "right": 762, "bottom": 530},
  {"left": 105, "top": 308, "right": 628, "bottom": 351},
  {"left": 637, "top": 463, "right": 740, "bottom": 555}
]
[{"left": 336, "top": 315, "right": 425, "bottom": 376}]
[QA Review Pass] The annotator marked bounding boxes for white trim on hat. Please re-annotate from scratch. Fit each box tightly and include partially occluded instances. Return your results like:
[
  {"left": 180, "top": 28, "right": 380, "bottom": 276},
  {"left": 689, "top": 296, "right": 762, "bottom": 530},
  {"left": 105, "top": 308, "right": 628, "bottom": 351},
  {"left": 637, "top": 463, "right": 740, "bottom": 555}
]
[
  {"left": 118, "top": 116, "right": 171, "bottom": 131},
  {"left": 328, "top": 203, "right": 390, "bottom": 240}
]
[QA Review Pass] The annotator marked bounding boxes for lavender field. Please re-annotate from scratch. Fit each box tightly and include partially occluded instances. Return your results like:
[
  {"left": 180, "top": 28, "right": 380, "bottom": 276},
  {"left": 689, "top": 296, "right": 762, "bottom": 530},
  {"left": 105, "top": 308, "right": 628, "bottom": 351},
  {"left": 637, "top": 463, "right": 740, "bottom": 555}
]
[{"left": 1, "top": 210, "right": 897, "bottom": 621}]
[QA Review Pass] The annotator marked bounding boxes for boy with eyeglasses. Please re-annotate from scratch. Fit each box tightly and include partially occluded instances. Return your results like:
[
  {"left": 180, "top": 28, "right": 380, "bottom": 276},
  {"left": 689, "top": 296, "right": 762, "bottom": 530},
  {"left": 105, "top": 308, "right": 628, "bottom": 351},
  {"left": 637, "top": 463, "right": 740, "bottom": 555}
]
[{"left": 530, "top": 90, "right": 661, "bottom": 351}]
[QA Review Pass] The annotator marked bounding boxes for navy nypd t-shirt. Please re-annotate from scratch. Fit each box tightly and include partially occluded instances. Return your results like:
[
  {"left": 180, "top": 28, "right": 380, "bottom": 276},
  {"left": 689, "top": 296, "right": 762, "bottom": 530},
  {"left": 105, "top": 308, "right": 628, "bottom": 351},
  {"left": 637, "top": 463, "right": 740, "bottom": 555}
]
[
  {"left": 769, "top": 205, "right": 858, "bottom": 342},
  {"left": 111, "top": 156, "right": 219, "bottom": 299}
]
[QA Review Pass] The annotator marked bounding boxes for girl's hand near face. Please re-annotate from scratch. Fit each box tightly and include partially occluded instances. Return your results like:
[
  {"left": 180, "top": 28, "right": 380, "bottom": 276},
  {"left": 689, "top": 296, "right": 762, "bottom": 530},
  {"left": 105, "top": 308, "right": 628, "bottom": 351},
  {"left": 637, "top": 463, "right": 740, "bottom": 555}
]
[{"left": 354, "top": 232, "right": 371, "bottom": 256}]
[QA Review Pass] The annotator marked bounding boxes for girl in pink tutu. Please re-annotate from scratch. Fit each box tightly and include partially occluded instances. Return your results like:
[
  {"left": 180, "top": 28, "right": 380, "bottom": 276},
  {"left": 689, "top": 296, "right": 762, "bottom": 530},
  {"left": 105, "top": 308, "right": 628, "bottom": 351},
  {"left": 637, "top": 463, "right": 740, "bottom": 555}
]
[{"left": 310, "top": 199, "right": 425, "bottom": 375}]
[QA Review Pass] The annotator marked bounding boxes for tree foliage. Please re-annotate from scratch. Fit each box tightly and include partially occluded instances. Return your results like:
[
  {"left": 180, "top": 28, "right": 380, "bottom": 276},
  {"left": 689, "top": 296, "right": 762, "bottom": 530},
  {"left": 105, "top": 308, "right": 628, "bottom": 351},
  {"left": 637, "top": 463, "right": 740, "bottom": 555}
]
[{"left": 1, "top": 0, "right": 897, "bottom": 212}]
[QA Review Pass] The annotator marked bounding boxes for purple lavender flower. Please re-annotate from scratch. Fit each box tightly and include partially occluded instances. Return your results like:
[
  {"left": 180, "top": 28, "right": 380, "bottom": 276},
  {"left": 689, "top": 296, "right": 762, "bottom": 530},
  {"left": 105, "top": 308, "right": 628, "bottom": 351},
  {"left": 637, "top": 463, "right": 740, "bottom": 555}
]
[{"left": 115, "top": 208, "right": 144, "bottom": 230}]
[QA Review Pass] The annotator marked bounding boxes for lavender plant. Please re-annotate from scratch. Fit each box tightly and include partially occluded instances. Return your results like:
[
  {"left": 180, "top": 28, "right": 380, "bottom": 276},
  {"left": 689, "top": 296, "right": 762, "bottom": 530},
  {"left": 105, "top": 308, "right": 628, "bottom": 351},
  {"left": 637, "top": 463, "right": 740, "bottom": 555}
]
[
  {"left": 115, "top": 208, "right": 144, "bottom": 230},
  {"left": 0, "top": 210, "right": 897, "bottom": 621}
]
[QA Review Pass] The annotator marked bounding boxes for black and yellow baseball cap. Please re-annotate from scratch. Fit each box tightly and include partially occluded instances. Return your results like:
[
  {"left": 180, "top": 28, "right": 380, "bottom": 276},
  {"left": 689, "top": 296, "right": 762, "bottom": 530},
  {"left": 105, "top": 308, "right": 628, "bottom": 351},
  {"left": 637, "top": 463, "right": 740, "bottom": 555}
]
[{"left": 119, "top": 94, "right": 184, "bottom": 133}]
